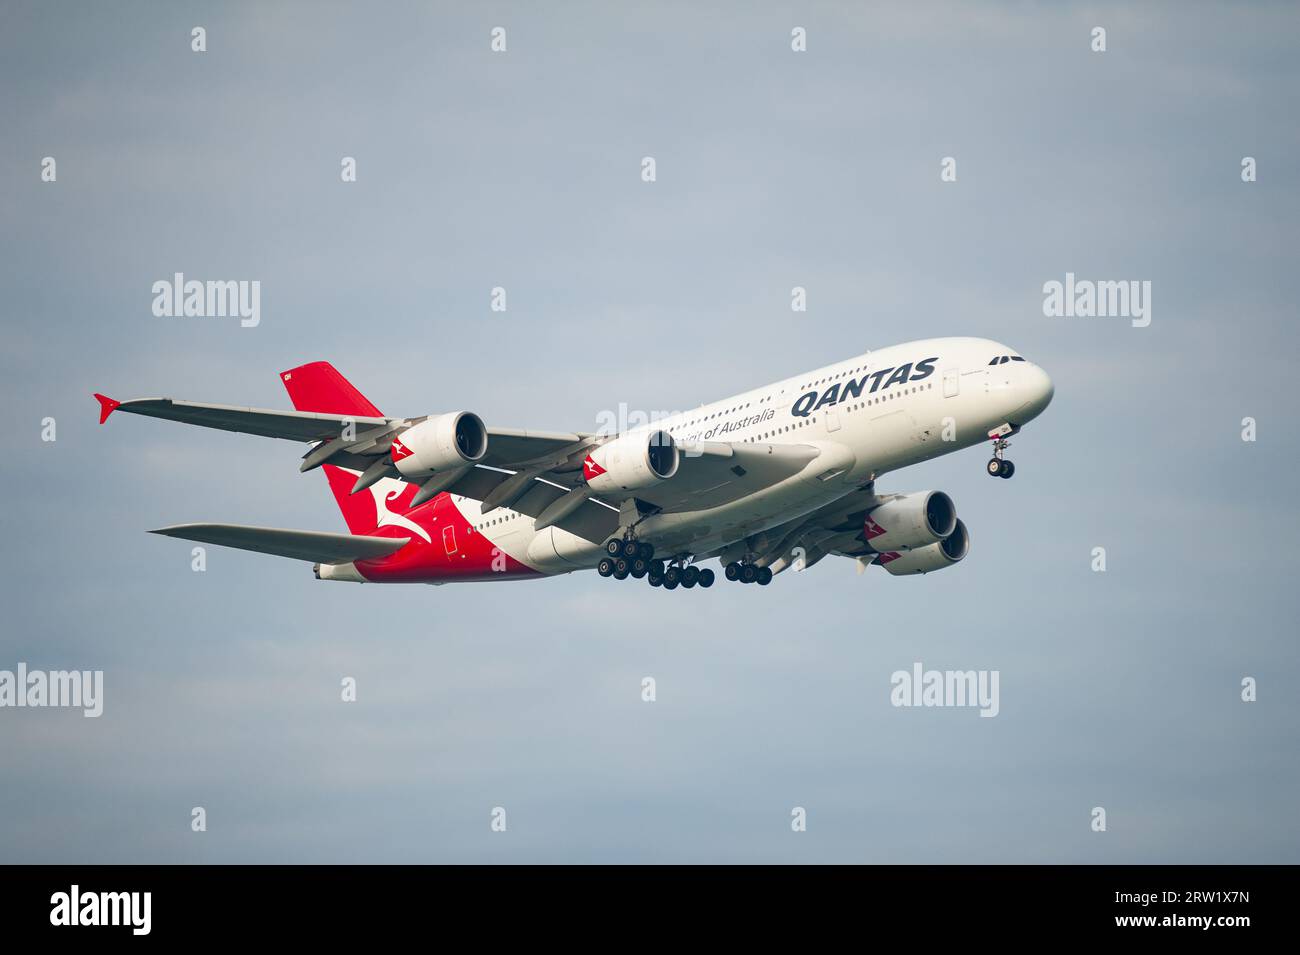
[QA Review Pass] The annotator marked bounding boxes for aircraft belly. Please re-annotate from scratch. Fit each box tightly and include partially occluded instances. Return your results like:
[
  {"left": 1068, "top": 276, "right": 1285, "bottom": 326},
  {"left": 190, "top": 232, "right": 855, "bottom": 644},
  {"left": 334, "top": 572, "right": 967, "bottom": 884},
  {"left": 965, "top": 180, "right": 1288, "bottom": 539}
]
[{"left": 524, "top": 525, "right": 601, "bottom": 573}]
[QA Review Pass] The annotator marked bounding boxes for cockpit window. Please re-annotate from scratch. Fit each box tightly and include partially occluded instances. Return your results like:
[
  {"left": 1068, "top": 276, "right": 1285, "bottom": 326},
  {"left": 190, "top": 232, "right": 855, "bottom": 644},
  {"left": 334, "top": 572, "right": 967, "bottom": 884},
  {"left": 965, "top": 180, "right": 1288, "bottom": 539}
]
[
  {"left": 988, "top": 357, "right": 1000, "bottom": 365},
  {"left": 1011, "top": 356, "right": 1025, "bottom": 362}
]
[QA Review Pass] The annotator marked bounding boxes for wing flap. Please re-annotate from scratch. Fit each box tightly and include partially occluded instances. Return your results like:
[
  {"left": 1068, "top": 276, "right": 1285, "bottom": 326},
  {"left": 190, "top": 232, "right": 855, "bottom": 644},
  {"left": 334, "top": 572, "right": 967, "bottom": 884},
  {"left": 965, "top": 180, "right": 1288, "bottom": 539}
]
[{"left": 149, "top": 523, "right": 409, "bottom": 563}]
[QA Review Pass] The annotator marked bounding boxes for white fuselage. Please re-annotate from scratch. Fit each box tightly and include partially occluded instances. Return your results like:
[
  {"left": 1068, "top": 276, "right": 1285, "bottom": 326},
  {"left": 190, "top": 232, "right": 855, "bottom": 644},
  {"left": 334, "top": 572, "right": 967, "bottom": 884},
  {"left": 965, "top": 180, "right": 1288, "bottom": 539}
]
[{"left": 453, "top": 337, "right": 1054, "bottom": 575}]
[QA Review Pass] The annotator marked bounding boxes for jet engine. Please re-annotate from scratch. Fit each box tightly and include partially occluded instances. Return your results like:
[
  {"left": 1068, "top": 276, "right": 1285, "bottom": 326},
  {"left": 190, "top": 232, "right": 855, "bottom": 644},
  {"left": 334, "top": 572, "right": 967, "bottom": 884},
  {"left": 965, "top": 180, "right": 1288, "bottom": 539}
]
[
  {"left": 862, "top": 491, "right": 957, "bottom": 553},
  {"left": 390, "top": 412, "right": 488, "bottom": 478},
  {"left": 877, "top": 520, "right": 970, "bottom": 576},
  {"left": 584, "top": 429, "right": 679, "bottom": 495}
]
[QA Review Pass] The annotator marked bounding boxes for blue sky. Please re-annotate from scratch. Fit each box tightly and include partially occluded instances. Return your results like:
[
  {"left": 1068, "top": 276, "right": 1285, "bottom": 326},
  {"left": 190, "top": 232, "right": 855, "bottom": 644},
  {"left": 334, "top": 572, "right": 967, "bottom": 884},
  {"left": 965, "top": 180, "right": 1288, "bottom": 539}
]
[{"left": 2, "top": 1, "right": 1297, "bottom": 862}]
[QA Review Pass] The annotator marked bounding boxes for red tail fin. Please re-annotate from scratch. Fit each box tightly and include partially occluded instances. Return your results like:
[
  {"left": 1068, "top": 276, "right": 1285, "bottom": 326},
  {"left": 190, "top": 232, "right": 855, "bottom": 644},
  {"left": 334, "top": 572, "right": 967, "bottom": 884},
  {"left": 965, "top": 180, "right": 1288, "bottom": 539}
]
[{"left": 280, "top": 362, "right": 386, "bottom": 534}]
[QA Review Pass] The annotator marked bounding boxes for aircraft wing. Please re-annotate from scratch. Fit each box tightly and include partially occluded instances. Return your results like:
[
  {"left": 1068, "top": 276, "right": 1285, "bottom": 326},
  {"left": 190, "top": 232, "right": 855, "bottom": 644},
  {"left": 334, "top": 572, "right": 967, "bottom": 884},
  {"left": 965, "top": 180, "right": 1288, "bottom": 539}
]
[
  {"left": 96, "top": 396, "right": 393, "bottom": 441},
  {"left": 95, "top": 394, "right": 587, "bottom": 468},
  {"left": 150, "top": 523, "right": 411, "bottom": 563}
]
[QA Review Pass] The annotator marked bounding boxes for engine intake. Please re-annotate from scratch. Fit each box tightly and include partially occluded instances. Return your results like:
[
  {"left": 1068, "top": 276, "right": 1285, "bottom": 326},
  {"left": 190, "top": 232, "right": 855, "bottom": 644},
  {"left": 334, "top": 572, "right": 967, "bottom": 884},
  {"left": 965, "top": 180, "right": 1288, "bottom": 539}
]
[
  {"left": 390, "top": 412, "right": 488, "bottom": 478},
  {"left": 584, "top": 429, "right": 679, "bottom": 494}
]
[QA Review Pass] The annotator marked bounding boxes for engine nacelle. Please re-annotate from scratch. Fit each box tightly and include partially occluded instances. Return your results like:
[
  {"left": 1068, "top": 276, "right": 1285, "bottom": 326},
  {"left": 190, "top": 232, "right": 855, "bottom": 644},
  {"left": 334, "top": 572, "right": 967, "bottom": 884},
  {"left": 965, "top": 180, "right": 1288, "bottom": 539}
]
[
  {"left": 390, "top": 412, "right": 488, "bottom": 478},
  {"left": 584, "top": 429, "right": 679, "bottom": 494},
  {"left": 863, "top": 491, "right": 957, "bottom": 553},
  {"left": 877, "top": 520, "right": 970, "bottom": 576}
]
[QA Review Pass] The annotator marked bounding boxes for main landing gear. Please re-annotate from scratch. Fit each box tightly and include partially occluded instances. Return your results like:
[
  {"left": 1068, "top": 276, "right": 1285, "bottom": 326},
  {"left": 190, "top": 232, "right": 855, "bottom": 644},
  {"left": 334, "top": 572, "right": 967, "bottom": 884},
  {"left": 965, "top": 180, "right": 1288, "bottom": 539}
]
[
  {"left": 724, "top": 561, "right": 773, "bottom": 586},
  {"left": 986, "top": 436, "right": 1016, "bottom": 480},
  {"left": 598, "top": 537, "right": 654, "bottom": 580},
  {"left": 647, "top": 561, "right": 714, "bottom": 591},
  {"left": 596, "top": 539, "right": 714, "bottom": 590}
]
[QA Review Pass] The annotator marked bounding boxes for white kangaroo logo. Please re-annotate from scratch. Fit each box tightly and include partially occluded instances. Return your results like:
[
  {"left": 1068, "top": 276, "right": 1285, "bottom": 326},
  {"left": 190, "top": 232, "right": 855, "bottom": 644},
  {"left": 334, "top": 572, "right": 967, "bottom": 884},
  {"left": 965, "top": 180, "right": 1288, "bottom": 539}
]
[{"left": 368, "top": 480, "right": 432, "bottom": 543}]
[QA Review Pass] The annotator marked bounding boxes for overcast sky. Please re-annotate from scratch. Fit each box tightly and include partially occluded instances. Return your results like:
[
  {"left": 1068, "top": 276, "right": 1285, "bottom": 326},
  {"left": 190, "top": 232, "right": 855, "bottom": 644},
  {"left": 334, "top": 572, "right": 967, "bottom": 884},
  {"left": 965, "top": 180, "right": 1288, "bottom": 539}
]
[{"left": 2, "top": 1, "right": 1297, "bottom": 862}]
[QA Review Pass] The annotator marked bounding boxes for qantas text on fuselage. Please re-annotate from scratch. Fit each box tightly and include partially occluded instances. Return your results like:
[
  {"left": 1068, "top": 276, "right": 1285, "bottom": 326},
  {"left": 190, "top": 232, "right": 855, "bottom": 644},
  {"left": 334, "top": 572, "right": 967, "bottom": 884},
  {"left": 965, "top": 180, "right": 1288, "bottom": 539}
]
[{"left": 95, "top": 336, "right": 1054, "bottom": 590}]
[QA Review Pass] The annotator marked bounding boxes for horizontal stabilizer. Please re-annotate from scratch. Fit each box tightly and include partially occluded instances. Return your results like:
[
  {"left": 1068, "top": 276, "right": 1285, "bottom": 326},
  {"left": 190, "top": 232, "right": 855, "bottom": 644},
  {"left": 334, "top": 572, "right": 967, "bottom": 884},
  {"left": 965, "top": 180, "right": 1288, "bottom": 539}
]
[{"left": 149, "top": 523, "right": 409, "bottom": 563}]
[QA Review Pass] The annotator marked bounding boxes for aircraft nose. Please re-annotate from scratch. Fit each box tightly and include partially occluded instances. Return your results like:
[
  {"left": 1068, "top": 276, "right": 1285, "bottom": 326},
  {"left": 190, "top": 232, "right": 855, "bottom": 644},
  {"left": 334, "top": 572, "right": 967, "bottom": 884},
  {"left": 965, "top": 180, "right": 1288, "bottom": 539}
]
[{"left": 1014, "top": 365, "right": 1054, "bottom": 421}]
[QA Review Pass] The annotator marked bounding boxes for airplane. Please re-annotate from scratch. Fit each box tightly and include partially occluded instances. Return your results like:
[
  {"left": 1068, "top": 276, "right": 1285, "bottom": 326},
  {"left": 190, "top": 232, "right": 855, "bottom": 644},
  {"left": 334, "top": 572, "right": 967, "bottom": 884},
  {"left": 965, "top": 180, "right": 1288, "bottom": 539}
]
[{"left": 93, "top": 336, "right": 1053, "bottom": 590}]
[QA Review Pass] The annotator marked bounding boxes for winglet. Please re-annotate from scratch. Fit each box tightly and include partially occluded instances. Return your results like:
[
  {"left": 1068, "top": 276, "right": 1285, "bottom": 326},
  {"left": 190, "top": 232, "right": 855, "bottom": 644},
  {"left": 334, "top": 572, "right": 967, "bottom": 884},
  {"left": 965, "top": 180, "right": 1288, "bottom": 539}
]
[{"left": 93, "top": 393, "right": 121, "bottom": 424}]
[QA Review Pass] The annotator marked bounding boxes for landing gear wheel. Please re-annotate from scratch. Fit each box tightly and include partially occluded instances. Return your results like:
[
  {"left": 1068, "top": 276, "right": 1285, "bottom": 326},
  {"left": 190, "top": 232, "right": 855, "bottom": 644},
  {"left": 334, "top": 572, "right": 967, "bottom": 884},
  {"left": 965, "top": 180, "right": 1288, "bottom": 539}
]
[
  {"left": 614, "top": 567, "right": 630, "bottom": 580},
  {"left": 683, "top": 566, "right": 700, "bottom": 588},
  {"left": 698, "top": 568, "right": 715, "bottom": 588},
  {"left": 663, "top": 566, "right": 682, "bottom": 589},
  {"left": 757, "top": 567, "right": 773, "bottom": 586},
  {"left": 725, "top": 562, "right": 742, "bottom": 581},
  {"left": 631, "top": 558, "right": 649, "bottom": 578},
  {"left": 614, "top": 558, "right": 629, "bottom": 578},
  {"left": 597, "top": 557, "right": 615, "bottom": 577},
  {"left": 650, "top": 559, "right": 666, "bottom": 578},
  {"left": 605, "top": 539, "right": 623, "bottom": 557},
  {"left": 740, "top": 564, "right": 759, "bottom": 584},
  {"left": 987, "top": 458, "right": 1003, "bottom": 477},
  {"left": 637, "top": 542, "right": 654, "bottom": 561},
  {"left": 648, "top": 573, "right": 663, "bottom": 587},
  {"left": 999, "top": 460, "right": 1015, "bottom": 479},
  {"left": 620, "top": 539, "right": 639, "bottom": 559}
]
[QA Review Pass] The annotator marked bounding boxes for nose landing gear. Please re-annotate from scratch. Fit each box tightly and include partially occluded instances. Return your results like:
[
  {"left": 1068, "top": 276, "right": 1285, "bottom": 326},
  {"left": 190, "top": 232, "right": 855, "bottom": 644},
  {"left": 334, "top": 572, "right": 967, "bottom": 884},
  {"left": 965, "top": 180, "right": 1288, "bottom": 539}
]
[{"left": 986, "top": 435, "right": 1016, "bottom": 479}]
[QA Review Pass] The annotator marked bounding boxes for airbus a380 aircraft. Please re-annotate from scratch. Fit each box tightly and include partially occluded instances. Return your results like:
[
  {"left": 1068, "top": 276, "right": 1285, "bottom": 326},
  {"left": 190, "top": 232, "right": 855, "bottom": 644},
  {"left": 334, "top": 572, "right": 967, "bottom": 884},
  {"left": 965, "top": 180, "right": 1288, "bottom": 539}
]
[{"left": 94, "top": 337, "right": 1052, "bottom": 590}]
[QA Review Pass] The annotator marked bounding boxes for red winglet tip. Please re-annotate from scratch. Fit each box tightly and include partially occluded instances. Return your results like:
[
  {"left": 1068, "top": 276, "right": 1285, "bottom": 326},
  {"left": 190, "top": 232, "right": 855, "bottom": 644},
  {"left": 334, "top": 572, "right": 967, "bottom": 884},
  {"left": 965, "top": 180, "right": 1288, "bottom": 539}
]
[{"left": 93, "top": 393, "right": 120, "bottom": 424}]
